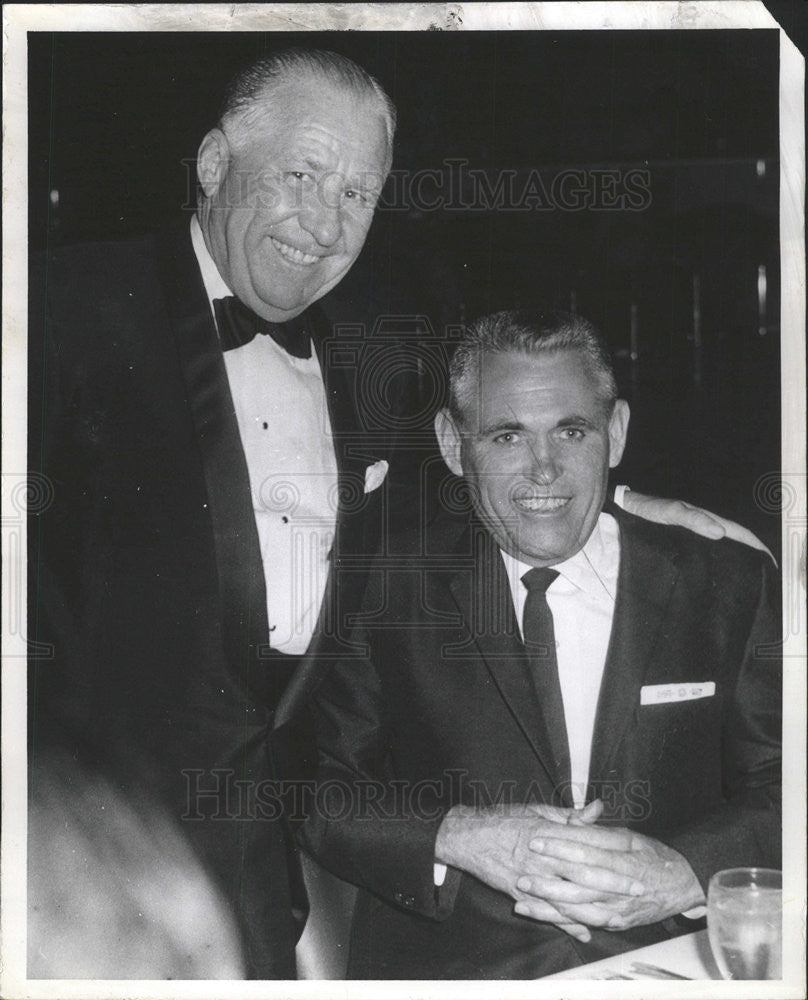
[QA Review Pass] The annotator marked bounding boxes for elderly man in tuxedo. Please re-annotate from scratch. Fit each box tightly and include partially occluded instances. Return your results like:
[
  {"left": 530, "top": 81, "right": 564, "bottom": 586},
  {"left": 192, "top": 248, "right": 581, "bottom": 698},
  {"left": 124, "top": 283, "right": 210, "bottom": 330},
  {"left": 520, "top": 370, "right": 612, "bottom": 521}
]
[
  {"left": 28, "top": 47, "right": 395, "bottom": 979},
  {"left": 301, "top": 308, "right": 781, "bottom": 979},
  {"left": 28, "top": 46, "right": 766, "bottom": 979}
]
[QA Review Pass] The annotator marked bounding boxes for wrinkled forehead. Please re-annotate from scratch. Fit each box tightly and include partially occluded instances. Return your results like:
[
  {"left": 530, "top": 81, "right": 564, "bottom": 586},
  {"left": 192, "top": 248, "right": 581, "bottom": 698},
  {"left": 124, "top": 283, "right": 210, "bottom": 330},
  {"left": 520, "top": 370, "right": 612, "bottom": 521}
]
[
  {"left": 235, "top": 72, "right": 392, "bottom": 171},
  {"left": 460, "top": 348, "right": 611, "bottom": 428}
]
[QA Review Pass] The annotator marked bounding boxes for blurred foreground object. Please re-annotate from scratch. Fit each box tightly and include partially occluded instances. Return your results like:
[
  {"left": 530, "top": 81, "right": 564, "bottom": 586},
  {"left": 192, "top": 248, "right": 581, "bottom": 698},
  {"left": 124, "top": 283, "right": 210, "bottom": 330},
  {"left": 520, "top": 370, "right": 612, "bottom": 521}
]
[{"left": 28, "top": 749, "right": 245, "bottom": 979}]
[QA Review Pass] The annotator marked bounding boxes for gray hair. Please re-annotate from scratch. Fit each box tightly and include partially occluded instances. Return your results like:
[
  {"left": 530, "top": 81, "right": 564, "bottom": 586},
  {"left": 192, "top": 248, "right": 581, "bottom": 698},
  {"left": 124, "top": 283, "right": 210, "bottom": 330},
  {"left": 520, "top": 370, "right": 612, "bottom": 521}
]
[
  {"left": 448, "top": 308, "right": 618, "bottom": 425},
  {"left": 217, "top": 47, "right": 396, "bottom": 161}
]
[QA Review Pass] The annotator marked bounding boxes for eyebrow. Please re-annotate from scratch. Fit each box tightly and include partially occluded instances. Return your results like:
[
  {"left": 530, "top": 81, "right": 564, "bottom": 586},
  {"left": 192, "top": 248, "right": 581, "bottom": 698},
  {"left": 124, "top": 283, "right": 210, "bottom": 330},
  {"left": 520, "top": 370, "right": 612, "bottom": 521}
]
[
  {"left": 479, "top": 414, "right": 599, "bottom": 435},
  {"left": 298, "top": 156, "right": 380, "bottom": 193},
  {"left": 556, "top": 415, "right": 599, "bottom": 428},
  {"left": 480, "top": 419, "right": 526, "bottom": 435}
]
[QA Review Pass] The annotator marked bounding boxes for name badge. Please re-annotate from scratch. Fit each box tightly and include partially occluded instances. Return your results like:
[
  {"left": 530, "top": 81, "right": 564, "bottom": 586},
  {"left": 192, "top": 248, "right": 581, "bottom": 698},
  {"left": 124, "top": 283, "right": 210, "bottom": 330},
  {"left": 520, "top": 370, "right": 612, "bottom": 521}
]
[{"left": 640, "top": 681, "right": 716, "bottom": 705}]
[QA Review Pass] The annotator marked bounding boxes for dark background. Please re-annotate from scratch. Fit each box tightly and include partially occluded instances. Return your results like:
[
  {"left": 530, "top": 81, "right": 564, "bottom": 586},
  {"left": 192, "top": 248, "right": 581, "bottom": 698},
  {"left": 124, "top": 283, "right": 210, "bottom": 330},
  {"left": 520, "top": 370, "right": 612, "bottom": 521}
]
[{"left": 28, "top": 29, "right": 782, "bottom": 557}]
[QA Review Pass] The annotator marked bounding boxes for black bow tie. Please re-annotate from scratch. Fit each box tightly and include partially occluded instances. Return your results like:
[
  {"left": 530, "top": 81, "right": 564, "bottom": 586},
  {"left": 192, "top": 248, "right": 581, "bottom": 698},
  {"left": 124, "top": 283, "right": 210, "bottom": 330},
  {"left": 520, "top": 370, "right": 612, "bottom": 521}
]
[{"left": 213, "top": 296, "right": 312, "bottom": 359}]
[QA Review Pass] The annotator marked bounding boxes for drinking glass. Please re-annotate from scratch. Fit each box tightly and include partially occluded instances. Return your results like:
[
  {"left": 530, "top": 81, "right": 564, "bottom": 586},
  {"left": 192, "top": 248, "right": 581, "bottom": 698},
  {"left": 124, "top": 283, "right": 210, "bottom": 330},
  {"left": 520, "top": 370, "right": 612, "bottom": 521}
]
[{"left": 707, "top": 867, "right": 782, "bottom": 980}]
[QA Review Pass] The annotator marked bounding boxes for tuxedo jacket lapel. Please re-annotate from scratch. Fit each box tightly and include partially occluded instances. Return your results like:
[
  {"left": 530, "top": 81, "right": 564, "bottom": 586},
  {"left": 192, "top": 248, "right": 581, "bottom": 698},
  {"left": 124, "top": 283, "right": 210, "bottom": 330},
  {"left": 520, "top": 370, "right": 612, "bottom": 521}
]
[
  {"left": 312, "top": 308, "right": 375, "bottom": 500},
  {"left": 446, "top": 519, "right": 569, "bottom": 801},
  {"left": 312, "top": 309, "right": 358, "bottom": 449},
  {"left": 587, "top": 506, "right": 681, "bottom": 795},
  {"left": 155, "top": 225, "right": 269, "bottom": 697}
]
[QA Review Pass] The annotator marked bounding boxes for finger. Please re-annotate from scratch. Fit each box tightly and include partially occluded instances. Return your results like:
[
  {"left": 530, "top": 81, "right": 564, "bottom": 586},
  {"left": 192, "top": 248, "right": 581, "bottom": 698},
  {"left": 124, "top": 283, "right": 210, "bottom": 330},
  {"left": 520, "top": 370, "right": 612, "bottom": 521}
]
[
  {"left": 569, "top": 799, "right": 602, "bottom": 825},
  {"left": 664, "top": 500, "right": 725, "bottom": 538},
  {"left": 718, "top": 517, "right": 775, "bottom": 560},
  {"left": 530, "top": 822, "right": 635, "bottom": 852},
  {"left": 519, "top": 860, "right": 645, "bottom": 898},
  {"left": 623, "top": 492, "right": 725, "bottom": 539},
  {"left": 524, "top": 802, "right": 578, "bottom": 825},
  {"left": 516, "top": 874, "right": 632, "bottom": 905},
  {"left": 679, "top": 506, "right": 774, "bottom": 561},
  {"left": 513, "top": 900, "right": 591, "bottom": 942},
  {"left": 549, "top": 900, "right": 625, "bottom": 929},
  {"left": 531, "top": 837, "right": 643, "bottom": 879}
]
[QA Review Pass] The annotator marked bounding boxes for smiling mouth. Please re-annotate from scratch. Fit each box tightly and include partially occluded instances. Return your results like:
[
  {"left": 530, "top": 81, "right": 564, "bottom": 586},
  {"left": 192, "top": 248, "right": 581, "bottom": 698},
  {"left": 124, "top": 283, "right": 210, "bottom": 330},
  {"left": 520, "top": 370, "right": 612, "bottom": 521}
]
[
  {"left": 271, "top": 237, "right": 320, "bottom": 266},
  {"left": 513, "top": 496, "right": 571, "bottom": 513}
]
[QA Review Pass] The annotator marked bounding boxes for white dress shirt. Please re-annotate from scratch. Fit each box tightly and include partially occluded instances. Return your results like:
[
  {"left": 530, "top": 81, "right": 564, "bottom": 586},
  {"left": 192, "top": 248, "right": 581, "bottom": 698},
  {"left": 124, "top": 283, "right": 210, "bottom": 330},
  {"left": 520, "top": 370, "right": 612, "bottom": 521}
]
[
  {"left": 500, "top": 512, "right": 620, "bottom": 809},
  {"left": 190, "top": 216, "right": 338, "bottom": 654}
]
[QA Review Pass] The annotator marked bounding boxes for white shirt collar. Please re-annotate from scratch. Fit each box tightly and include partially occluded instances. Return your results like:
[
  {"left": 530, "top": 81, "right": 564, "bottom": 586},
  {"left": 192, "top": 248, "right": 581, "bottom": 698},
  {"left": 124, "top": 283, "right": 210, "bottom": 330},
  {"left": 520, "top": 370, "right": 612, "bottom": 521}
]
[
  {"left": 190, "top": 214, "right": 232, "bottom": 306},
  {"left": 500, "top": 511, "right": 620, "bottom": 603}
]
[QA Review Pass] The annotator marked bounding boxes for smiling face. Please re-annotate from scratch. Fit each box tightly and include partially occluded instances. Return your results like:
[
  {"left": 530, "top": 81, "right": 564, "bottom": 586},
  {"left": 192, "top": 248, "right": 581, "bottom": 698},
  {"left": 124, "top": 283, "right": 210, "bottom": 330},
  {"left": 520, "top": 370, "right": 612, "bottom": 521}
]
[
  {"left": 435, "top": 349, "right": 630, "bottom": 566},
  {"left": 197, "top": 72, "right": 390, "bottom": 322}
]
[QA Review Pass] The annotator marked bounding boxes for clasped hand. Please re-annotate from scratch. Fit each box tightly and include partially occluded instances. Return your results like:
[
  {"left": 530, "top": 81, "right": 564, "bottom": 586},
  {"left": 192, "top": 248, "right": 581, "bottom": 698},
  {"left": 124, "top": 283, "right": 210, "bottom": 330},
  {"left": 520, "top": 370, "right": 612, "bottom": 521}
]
[{"left": 435, "top": 799, "right": 703, "bottom": 942}]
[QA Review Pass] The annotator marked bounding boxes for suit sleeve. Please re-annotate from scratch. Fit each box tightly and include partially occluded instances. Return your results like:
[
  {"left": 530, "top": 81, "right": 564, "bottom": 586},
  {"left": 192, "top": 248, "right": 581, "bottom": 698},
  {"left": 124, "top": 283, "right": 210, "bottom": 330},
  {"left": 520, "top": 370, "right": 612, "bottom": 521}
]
[
  {"left": 658, "top": 551, "right": 782, "bottom": 889},
  {"left": 299, "top": 583, "right": 462, "bottom": 920}
]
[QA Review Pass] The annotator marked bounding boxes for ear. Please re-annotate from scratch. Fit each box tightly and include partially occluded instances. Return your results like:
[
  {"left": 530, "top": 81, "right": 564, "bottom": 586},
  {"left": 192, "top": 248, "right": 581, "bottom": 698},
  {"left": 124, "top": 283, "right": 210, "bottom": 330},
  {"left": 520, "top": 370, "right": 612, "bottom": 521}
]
[
  {"left": 607, "top": 399, "right": 630, "bottom": 468},
  {"left": 434, "top": 408, "right": 465, "bottom": 477},
  {"left": 197, "top": 129, "right": 231, "bottom": 199}
]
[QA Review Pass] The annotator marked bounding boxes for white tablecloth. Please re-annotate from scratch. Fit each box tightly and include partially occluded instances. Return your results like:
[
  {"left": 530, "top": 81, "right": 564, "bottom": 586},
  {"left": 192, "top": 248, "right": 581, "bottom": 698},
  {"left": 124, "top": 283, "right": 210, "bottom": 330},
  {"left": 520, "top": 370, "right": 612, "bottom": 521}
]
[{"left": 542, "top": 930, "right": 722, "bottom": 980}]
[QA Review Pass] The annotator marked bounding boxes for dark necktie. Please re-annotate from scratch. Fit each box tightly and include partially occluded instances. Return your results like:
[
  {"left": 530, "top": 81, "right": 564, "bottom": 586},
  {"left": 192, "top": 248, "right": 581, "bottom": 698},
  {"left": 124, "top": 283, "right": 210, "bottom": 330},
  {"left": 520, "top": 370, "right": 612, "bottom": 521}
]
[
  {"left": 213, "top": 295, "right": 312, "bottom": 359},
  {"left": 521, "top": 567, "right": 572, "bottom": 803}
]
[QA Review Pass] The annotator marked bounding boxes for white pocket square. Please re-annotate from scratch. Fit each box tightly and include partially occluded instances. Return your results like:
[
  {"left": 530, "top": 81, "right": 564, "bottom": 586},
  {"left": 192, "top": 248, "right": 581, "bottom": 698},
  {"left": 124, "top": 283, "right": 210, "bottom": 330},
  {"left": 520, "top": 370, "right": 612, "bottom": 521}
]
[
  {"left": 363, "top": 460, "right": 389, "bottom": 494},
  {"left": 641, "top": 682, "right": 715, "bottom": 705}
]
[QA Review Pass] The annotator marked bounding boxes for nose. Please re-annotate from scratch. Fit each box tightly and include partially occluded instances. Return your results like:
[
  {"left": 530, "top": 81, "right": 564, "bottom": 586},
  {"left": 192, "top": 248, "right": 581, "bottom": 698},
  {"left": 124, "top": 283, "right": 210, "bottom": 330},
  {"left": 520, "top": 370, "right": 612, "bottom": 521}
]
[
  {"left": 299, "top": 183, "right": 343, "bottom": 248},
  {"left": 527, "top": 439, "right": 561, "bottom": 485}
]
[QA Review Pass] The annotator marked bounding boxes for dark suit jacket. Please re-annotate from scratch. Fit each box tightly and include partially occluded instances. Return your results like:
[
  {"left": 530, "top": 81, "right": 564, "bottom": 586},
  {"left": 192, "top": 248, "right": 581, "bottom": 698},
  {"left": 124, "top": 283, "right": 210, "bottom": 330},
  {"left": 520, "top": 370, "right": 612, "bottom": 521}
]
[
  {"left": 27, "top": 222, "right": 388, "bottom": 978},
  {"left": 301, "top": 506, "right": 782, "bottom": 979}
]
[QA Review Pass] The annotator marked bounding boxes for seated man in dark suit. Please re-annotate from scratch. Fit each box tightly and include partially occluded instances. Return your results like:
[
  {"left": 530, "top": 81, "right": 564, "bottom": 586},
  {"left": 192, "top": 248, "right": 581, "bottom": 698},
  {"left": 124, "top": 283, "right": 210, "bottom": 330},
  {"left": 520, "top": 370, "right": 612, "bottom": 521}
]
[{"left": 301, "top": 308, "right": 781, "bottom": 979}]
